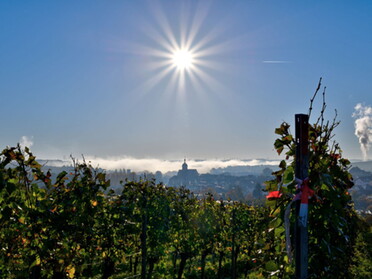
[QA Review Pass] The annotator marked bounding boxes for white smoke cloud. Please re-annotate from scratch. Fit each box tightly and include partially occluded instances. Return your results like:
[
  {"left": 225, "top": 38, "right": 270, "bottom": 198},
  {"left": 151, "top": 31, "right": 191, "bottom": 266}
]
[
  {"left": 352, "top": 103, "right": 372, "bottom": 161},
  {"left": 81, "top": 156, "right": 279, "bottom": 174},
  {"left": 19, "top": 136, "right": 34, "bottom": 149}
]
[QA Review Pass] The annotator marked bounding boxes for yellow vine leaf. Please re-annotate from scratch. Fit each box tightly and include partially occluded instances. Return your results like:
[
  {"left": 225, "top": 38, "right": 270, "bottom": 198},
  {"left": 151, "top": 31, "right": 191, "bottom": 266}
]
[
  {"left": 66, "top": 265, "right": 75, "bottom": 278},
  {"left": 35, "top": 255, "right": 41, "bottom": 266}
]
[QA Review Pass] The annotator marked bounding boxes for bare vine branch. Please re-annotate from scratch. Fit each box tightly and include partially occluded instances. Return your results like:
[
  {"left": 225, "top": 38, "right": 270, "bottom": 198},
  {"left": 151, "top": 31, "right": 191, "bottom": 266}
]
[
  {"left": 315, "top": 86, "right": 327, "bottom": 127},
  {"left": 308, "top": 77, "right": 322, "bottom": 118}
]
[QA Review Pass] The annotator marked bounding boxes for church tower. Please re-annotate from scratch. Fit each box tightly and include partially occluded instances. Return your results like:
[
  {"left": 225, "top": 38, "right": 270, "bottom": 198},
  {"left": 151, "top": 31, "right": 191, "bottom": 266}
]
[
  {"left": 168, "top": 159, "right": 199, "bottom": 189},
  {"left": 182, "top": 158, "right": 188, "bottom": 171}
]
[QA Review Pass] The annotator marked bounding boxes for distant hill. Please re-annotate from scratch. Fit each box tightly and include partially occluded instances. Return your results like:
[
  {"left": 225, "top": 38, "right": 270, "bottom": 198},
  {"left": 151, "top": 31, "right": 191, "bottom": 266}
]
[
  {"left": 350, "top": 166, "right": 372, "bottom": 179},
  {"left": 210, "top": 165, "right": 277, "bottom": 176},
  {"left": 351, "top": 160, "right": 372, "bottom": 172}
]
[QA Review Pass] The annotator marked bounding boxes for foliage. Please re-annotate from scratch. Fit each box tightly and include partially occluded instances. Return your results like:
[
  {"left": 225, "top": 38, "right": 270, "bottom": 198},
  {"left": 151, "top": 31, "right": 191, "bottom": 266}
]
[
  {"left": 1, "top": 102, "right": 371, "bottom": 279},
  {"left": 349, "top": 221, "right": 372, "bottom": 279},
  {"left": 0, "top": 145, "right": 271, "bottom": 278},
  {"left": 264, "top": 80, "right": 366, "bottom": 278}
]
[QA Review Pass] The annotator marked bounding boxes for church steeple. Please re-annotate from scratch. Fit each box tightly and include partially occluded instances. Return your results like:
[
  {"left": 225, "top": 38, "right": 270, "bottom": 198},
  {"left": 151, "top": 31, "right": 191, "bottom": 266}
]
[{"left": 182, "top": 158, "right": 188, "bottom": 170}]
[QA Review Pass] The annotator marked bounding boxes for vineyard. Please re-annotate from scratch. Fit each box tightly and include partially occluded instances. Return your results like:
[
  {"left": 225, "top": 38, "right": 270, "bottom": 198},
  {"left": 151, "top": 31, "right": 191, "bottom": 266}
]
[{"left": 1, "top": 115, "right": 371, "bottom": 278}]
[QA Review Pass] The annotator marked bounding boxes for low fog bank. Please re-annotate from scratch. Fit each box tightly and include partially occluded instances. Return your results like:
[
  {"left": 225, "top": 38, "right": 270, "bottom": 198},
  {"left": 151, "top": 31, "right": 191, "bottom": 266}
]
[{"left": 39, "top": 156, "right": 280, "bottom": 174}]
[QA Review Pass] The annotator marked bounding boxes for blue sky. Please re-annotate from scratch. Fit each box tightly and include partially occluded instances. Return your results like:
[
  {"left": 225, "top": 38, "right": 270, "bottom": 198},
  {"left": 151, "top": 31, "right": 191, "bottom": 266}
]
[{"left": 1, "top": 0, "right": 372, "bottom": 168}]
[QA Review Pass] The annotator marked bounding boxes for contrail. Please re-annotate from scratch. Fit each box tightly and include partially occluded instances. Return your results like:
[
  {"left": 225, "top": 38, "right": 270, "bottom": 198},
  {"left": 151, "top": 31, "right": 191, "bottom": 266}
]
[
  {"left": 262, "top": 60, "right": 292, "bottom": 64},
  {"left": 352, "top": 103, "right": 372, "bottom": 161}
]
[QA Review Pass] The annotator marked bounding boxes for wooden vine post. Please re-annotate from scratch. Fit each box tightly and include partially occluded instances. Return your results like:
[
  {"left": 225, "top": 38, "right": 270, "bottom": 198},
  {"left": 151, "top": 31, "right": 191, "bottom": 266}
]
[
  {"left": 295, "top": 114, "right": 309, "bottom": 279},
  {"left": 141, "top": 190, "right": 148, "bottom": 279}
]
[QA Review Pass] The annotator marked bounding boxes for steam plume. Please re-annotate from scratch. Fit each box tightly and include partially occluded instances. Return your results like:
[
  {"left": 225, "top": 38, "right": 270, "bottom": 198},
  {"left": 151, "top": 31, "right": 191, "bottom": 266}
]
[
  {"left": 19, "top": 136, "right": 34, "bottom": 149},
  {"left": 352, "top": 103, "right": 372, "bottom": 160}
]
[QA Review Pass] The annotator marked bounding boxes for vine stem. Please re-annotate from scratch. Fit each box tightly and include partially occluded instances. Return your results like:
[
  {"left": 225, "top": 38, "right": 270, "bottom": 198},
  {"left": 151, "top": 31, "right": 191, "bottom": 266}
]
[{"left": 308, "top": 77, "right": 322, "bottom": 119}]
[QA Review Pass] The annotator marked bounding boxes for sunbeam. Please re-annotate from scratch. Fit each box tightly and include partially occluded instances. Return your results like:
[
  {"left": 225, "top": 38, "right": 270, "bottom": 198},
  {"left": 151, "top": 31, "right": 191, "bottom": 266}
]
[{"left": 130, "top": 0, "right": 235, "bottom": 97}]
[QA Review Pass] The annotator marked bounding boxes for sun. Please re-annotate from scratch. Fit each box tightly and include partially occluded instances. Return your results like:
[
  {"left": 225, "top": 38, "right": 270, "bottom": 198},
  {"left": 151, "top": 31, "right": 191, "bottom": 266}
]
[
  {"left": 172, "top": 49, "right": 194, "bottom": 70},
  {"left": 126, "top": 1, "right": 233, "bottom": 95}
]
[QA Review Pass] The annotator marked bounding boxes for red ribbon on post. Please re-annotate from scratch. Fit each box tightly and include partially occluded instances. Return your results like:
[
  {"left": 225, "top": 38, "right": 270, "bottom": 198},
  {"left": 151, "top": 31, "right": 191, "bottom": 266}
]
[
  {"left": 297, "top": 178, "right": 314, "bottom": 228},
  {"left": 299, "top": 178, "right": 314, "bottom": 205}
]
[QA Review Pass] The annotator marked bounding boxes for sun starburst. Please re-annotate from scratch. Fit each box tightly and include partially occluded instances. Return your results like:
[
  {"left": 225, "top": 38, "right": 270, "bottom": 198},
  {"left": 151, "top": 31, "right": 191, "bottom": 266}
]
[
  {"left": 121, "top": 1, "right": 235, "bottom": 99},
  {"left": 172, "top": 49, "right": 194, "bottom": 71}
]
